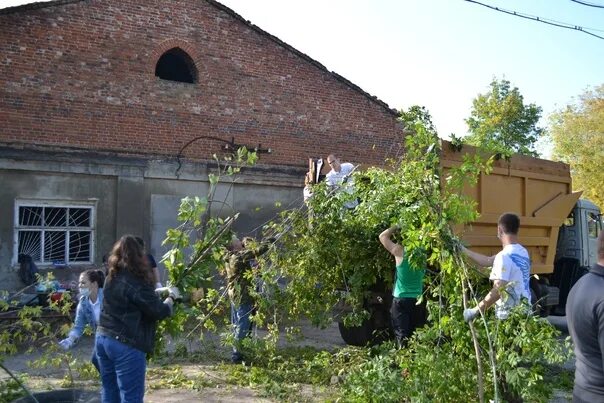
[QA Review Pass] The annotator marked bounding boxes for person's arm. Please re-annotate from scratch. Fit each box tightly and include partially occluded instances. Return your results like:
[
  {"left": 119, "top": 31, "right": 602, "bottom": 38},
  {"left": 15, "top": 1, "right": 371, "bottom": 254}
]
[
  {"left": 147, "top": 254, "right": 162, "bottom": 287},
  {"left": 379, "top": 226, "right": 403, "bottom": 258},
  {"left": 152, "top": 267, "right": 161, "bottom": 287},
  {"left": 303, "top": 186, "right": 313, "bottom": 201},
  {"left": 325, "top": 171, "right": 336, "bottom": 187},
  {"left": 597, "top": 301, "right": 604, "bottom": 374},
  {"left": 131, "top": 283, "right": 173, "bottom": 321},
  {"left": 478, "top": 279, "right": 506, "bottom": 311},
  {"left": 464, "top": 279, "right": 507, "bottom": 321},
  {"left": 461, "top": 246, "right": 496, "bottom": 267},
  {"left": 60, "top": 296, "right": 88, "bottom": 349},
  {"left": 68, "top": 297, "right": 88, "bottom": 340}
]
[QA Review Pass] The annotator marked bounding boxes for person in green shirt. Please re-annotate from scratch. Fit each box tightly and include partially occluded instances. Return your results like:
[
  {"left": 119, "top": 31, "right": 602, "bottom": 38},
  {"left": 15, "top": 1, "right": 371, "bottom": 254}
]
[{"left": 379, "top": 225, "right": 426, "bottom": 347}]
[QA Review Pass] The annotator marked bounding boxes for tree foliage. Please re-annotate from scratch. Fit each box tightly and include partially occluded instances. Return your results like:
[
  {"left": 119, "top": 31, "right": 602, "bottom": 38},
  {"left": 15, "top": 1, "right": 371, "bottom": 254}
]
[
  {"left": 159, "top": 108, "right": 570, "bottom": 401},
  {"left": 465, "top": 78, "right": 543, "bottom": 157},
  {"left": 548, "top": 84, "right": 604, "bottom": 209},
  {"left": 0, "top": 273, "right": 98, "bottom": 399}
]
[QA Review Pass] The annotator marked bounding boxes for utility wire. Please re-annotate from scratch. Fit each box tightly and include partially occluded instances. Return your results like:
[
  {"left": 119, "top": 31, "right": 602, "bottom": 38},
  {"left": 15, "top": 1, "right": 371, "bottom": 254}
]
[
  {"left": 570, "top": 0, "right": 604, "bottom": 9},
  {"left": 464, "top": 0, "right": 604, "bottom": 41}
]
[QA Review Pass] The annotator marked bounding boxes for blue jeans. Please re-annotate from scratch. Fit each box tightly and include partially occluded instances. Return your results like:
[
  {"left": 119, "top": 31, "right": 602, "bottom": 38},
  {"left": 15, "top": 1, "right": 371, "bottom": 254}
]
[
  {"left": 95, "top": 334, "right": 146, "bottom": 403},
  {"left": 231, "top": 302, "right": 253, "bottom": 362},
  {"left": 91, "top": 346, "right": 100, "bottom": 373}
]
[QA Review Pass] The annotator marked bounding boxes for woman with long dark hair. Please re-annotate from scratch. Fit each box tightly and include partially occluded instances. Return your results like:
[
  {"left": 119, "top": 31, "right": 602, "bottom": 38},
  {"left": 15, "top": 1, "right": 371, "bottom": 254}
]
[
  {"left": 95, "top": 235, "right": 179, "bottom": 403},
  {"left": 59, "top": 269, "right": 105, "bottom": 371}
]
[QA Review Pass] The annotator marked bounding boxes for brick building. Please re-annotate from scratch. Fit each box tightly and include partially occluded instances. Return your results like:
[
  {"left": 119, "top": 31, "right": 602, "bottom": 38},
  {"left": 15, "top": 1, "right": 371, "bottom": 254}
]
[{"left": 0, "top": 0, "right": 404, "bottom": 289}]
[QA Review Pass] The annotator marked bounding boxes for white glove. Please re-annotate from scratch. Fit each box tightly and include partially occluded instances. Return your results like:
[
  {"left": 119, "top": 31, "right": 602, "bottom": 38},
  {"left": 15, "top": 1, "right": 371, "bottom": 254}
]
[
  {"left": 58, "top": 336, "right": 76, "bottom": 350},
  {"left": 163, "top": 297, "right": 174, "bottom": 307},
  {"left": 167, "top": 286, "right": 181, "bottom": 301},
  {"left": 155, "top": 282, "right": 163, "bottom": 289},
  {"left": 156, "top": 286, "right": 181, "bottom": 301},
  {"left": 463, "top": 307, "right": 480, "bottom": 322}
]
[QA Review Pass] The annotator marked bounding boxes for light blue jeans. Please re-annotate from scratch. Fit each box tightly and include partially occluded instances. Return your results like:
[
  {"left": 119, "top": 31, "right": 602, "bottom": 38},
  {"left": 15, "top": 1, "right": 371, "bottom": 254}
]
[
  {"left": 231, "top": 302, "right": 254, "bottom": 362},
  {"left": 95, "top": 334, "right": 146, "bottom": 403}
]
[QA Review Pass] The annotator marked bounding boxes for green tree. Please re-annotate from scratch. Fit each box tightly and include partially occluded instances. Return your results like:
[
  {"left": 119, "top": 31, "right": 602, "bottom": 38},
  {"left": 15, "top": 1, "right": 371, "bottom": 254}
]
[
  {"left": 465, "top": 78, "right": 543, "bottom": 157},
  {"left": 157, "top": 107, "right": 570, "bottom": 402},
  {"left": 548, "top": 84, "right": 604, "bottom": 209}
]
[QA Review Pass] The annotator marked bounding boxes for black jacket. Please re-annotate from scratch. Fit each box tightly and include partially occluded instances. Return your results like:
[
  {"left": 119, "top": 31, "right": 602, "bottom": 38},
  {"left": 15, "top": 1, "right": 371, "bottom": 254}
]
[
  {"left": 567, "top": 263, "right": 604, "bottom": 402},
  {"left": 97, "top": 270, "right": 172, "bottom": 353}
]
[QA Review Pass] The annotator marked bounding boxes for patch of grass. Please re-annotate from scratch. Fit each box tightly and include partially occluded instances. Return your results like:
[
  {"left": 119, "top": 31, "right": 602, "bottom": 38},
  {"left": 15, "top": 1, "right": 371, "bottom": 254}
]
[{"left": 147, "top": 365, "right": 217, "bottom": 391}]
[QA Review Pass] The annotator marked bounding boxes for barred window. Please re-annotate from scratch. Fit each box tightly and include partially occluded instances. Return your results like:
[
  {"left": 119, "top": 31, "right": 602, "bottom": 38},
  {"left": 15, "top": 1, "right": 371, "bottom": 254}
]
[{"left": 15, "top": 201, "right": 95, "bottom": 265}]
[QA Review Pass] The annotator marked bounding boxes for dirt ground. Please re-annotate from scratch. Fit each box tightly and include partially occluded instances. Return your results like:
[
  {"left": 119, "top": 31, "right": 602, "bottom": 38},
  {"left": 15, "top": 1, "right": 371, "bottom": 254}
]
[
  {"left": 1, "top": 318, "right": 573, "bottom": 402},
  {"left": 1, "top": 319, "right": 345, "bottom": 402}
]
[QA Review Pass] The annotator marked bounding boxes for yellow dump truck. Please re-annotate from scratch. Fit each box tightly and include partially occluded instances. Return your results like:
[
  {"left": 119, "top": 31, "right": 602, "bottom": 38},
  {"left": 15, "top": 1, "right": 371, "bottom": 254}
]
[
  {"left": 441, "top": 140, "right": 602, "bottom": 315},
  {"left": 335, "top": 140, "right": 602, "bottom": 345}
]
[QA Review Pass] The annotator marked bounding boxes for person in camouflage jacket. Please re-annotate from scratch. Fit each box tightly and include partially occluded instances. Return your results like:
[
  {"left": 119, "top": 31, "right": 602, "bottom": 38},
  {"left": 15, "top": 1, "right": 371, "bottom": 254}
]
[{"left": 225, "top": 236, "right": 271, "bottom": 363}]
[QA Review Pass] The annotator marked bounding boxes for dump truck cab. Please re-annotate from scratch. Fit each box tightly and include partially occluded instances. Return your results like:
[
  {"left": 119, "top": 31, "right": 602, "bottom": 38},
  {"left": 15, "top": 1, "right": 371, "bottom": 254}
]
[{"left": 550, "top": 199, "right": 603, "bottom": 315}]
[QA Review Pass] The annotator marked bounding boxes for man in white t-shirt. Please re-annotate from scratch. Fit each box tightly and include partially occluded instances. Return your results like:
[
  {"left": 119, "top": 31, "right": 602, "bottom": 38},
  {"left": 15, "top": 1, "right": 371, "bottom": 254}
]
[
  {"left": 461, "top": 212, "right": 531, "bottom": 321},
  {"left": 325, "top": 154, "right": 358, "bottom": 209}
]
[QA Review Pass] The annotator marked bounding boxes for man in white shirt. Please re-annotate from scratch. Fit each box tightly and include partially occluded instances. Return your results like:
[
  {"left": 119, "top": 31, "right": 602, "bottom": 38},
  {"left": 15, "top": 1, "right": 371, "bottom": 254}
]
[
  {"left": 325, "top": 154, "right": 358, "bottom": 209},
  {"left": 461, "top": 212, "right": 531, "bottom": 321}
]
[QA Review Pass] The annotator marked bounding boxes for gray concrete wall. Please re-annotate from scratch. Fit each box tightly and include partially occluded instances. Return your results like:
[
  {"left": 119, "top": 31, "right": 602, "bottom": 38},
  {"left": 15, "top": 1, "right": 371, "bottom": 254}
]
[
  {"left": 0, "top": 148, "right": 304, "bottom": 291},
  {"left": 0, "top": 169, "right": 117, "bottom": 290}
]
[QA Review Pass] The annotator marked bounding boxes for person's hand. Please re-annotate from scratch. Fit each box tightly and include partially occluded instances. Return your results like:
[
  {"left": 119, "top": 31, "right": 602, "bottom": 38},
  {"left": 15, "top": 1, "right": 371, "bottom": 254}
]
[
  {"left": 154, "top": 286, "right": 169, "bottom": 296},
  {"left": 58, "top": 336, "right": 76, "bottom": 350},
  {"left": 167, "top": 286, "right": 181, "bottom": 301},
  {"left": 155, "top": 282, "right": 163, "bottom": 289},
  {"left": 163, "top": 296, "right": 174, "bottom": 308},
  {"left": 463, "top": 307, "right": 480, "bottom": 322}
]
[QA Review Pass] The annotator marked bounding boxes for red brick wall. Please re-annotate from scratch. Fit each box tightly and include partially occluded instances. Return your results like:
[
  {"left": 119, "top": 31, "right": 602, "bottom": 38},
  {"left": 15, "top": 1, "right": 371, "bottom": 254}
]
[{"left": 0, "top": 0, "right": 404, "bottom": 168}]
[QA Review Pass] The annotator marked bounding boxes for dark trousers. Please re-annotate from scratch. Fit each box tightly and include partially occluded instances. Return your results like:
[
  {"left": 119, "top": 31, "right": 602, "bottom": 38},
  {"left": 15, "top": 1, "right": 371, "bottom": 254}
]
[{"left": 390, "top": 297, "right": 427, "bottom": 347}]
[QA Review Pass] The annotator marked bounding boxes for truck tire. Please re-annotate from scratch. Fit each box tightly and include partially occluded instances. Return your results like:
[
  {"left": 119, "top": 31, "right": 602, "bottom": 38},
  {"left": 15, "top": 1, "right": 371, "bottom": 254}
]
[
  {"left": 338, "top": 303, "right": 391, "bottom": 346},
  {"left": 338, "top": 318, "right": 374, "bottom": 346}
]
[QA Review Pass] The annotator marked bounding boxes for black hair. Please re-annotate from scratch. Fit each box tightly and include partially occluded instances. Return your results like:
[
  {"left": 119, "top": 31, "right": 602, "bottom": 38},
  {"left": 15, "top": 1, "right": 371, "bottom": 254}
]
[
  {"left": 83, "top": 269, "right": 105, "bottom": 288},
  {"left": 498, "top": 213, "right": 520, "bottom": 235}
]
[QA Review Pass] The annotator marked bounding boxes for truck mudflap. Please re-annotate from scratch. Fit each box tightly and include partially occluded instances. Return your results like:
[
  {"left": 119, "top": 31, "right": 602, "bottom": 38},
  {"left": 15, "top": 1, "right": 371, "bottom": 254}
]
[{"left": 542, "top": 285, "right": 559, "bottom": 308}]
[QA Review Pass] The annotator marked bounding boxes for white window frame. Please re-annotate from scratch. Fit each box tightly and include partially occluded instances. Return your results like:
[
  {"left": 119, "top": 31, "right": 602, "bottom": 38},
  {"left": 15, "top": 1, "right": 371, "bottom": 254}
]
[{"left": 13, "top": 199, "right": 97, "bottom": 266}]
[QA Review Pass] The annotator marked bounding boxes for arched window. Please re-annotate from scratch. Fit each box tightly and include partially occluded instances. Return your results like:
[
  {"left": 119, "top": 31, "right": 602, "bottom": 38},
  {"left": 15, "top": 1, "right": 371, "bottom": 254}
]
[{"left": 155, "top": 47, "right": 197, "bottom": 84}]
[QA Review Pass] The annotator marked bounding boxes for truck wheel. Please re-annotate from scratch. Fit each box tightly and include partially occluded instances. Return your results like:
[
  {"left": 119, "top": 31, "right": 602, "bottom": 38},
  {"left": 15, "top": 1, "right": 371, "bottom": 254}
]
[
  {"left": 338, "top": 318, "right": 373, "bottom": 346},
  {"left": 338, "top": 304, "right": 391, "bottom": 346}
]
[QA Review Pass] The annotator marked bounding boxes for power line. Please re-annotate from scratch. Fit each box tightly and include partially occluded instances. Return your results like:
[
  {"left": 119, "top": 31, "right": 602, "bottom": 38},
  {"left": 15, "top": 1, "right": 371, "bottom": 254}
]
[
  {"left": 464, "top": 0, "right": 604, "bottom": 41},
  {"left": 570, "top": 0, "right": 604, "bottom": 9}
]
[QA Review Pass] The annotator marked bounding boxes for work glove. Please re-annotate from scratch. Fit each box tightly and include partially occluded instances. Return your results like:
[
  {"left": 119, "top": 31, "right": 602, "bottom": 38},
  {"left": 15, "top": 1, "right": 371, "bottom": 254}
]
[
  {"left": 155, "top": 285, "right": 182, "bottom": 302},
  {"left": 163, "top": 296, "right": 174, "bottom": 308},
  {"left": 167, "top": 286, "right": 181, "bottom": 301},
  {"left": 58, "top": 335, "right": 76, "bottom": 350},
  {"left": 463, "top": 307, "right": 480, "bottom": 322}
]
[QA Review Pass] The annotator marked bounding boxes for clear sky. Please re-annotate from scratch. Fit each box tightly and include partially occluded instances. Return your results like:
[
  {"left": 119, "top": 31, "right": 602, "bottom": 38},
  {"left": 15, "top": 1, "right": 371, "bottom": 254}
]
[{"left": 3, "top": 0, "right": 603, "bottom": 147}]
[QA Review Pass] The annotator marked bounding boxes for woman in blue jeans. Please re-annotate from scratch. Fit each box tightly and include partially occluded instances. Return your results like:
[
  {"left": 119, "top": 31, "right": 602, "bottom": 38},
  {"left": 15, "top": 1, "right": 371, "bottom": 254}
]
[{"left": 95, "top": 235, "right": 179, "bottom": 403}]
